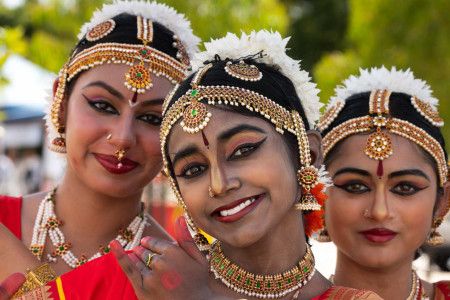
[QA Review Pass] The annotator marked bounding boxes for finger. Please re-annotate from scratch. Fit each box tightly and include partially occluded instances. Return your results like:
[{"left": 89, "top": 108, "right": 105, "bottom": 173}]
[
  {"left": 174, "top": 216, "right": 208, "bottom": 265},
  {"left": 133, "top": 246, "right": 159, "bottom": 270},
  {"left": 128, "top": 252, "right": 151, "bottom": 276},
  {"left": 109, "top": 240, "right": 145, "bottom": 293},
  {"left": 0, "top": 273, "right": 25, "bottom": 299},
  {"left": 140, "top": 236, "right": 175, "bottom": 254}
]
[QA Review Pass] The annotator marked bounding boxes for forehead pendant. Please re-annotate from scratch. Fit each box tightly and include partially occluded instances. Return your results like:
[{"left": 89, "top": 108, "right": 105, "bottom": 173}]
[
  {"left": 125, "top": 16, "right": 154, "bottom": 107},
  {"left": 180, "top": 64, "right": 213, "bottom": 135},
  {"left": 365, "top": 90, "right": 393, "bottom": 178}
]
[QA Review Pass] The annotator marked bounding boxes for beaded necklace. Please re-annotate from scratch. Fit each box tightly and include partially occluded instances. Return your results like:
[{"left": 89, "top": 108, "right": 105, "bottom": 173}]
[
  {"left": 209, "top": 241, "right": 315, "bottom": 299},
  {"left": 29, "top": 188, "right": 149, "bottom": 269}
]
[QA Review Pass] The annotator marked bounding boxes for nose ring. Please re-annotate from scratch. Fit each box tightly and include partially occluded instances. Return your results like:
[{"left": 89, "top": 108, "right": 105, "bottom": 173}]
[
  {"left": 114, "top": 149, "right": 126, "bottom": 169},
  {"left": 363, "top": 209, "right": 371, "bottom": 218},
  {"left": 208, "top": 186, "right": 215, "bottom": 198},
  {"left": 106, "top": 133, "right": 112, "bottom": 141}
]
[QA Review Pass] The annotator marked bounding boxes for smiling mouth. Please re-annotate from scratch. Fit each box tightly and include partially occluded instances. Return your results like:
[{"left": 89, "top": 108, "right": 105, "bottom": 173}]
[{"left": 212, "top": 194, "right": 264, "bottom": 223}]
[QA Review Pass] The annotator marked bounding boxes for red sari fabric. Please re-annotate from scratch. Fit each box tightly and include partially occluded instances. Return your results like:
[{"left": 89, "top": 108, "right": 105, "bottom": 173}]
[
  {"left": 313, "top": 286, "right": 381, "bottom": 299},
  {"left": 0, "top": 195, "right": 137, "bottom": 299},
  {"left": 0, "top": 195, "right": 22, "bottom": 239},
  {"left": 434, "top": 281, "right": 450, "bottom": 300}
]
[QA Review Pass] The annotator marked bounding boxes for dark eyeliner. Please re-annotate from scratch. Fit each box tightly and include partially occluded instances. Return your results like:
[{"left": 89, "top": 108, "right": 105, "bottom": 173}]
[{"left": 228, "top": 137, "right": 267, "bottom": 160}]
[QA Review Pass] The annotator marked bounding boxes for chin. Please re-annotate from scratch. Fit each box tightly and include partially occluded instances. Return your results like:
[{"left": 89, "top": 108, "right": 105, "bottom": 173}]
[{"left": 219, "top": 227, "right": 266, "bottom": 248}]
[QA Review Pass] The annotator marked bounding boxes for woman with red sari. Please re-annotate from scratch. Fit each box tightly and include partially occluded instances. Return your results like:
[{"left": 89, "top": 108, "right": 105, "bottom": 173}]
[
  {"left": 317, "top": 67, "right": 450, "bottom": 299},
  {"left": 0, "top": 0, "right": 199, "bottom": 298}
]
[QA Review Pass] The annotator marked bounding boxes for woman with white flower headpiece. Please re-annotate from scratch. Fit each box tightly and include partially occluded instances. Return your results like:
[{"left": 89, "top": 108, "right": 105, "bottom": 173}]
[
  {"left": 316, "top": 66, "right": 450, "bottom": 299},
  {"left": 112, "top": 30, "right": 382, "bottom": 300},
  {"left": 0, "top": 0, "right": 200, "bottom": 298}
]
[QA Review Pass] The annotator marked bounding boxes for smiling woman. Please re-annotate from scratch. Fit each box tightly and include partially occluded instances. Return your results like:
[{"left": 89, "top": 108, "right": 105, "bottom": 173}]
[
  {"left": 114, "top": 30, "right": 382, "bottom": 300},
  {"left": 0, "top": 0, "right": 200, "bottom": 298},
  {"left": 318, "top": 67, "right": 450, "bottom": 300}
]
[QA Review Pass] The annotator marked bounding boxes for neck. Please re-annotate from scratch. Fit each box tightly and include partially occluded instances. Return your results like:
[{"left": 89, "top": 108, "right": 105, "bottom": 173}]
[
  {"left": 334, "top": 250, "right": 415, "bottom": 299},
  {"left": 221, "top": 210, "right": 308, "bottom": 275},
  {"left": 54, "top": 169, "right": 144, "bottom": 246}
]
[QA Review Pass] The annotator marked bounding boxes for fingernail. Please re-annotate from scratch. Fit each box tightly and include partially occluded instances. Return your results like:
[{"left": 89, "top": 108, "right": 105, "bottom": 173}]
[
  {"left": 109, "top": 240, "right": 121, "bottom": 250},
  {"left": 141, "top": 236, "right": 152, "bottom": 245}
]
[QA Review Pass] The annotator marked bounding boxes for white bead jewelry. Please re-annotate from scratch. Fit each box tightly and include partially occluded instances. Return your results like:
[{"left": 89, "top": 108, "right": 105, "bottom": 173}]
[{"left": 30, "top": 187, "right": 149, "bottom": 269}]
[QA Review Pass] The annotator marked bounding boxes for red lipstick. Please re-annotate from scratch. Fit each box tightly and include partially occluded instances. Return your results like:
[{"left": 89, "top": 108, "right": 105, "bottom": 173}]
[
  {"left": 94, "top": 153, "right": 138, "bottom": 174},
  {"left": 359, "top": 228, "right": 397, "bottom": 243},
  {"left": 212, "top": 194, "right": 264, "bottom": 223}
]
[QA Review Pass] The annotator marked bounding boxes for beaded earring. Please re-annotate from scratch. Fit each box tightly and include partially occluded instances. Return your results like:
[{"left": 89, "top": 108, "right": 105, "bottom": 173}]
[
  {"left": 426, "top": 218, "right": 444, "bottom": 246},
  {"left": 49, "top": 65, "right": 68, "bottom": 153}
]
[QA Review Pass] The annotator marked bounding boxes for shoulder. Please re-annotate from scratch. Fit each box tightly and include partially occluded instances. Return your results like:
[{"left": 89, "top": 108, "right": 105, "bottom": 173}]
[
  {"left": 317, "top": 286, "right": 382, "bottom": 300},
  {"left": 433, "top": 281, "right": 450, "bottom": 300}
]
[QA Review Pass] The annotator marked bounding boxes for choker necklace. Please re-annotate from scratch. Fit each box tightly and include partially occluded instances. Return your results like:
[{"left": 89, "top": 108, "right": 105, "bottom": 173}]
[
  {"left": 29, "top": 188, "right": 149, "bottom": 269},
  {"left": 209, "top": 241, "right": 315, "bottom": 299}
]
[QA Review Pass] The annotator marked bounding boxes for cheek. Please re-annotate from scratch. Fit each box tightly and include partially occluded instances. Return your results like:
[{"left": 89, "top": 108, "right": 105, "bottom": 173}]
[
  {"left": 325, "top": 190, "right": 366, "bottom": 237},
  {"left": 140, "top": 129, "right": 162, "bottom": 158}
]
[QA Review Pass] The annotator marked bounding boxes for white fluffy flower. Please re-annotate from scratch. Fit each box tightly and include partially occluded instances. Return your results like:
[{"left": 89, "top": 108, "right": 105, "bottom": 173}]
[
  {"left": 328, "top": 66, "right": 438, "bottom": 111},
  {"left": 78, "top": 0, "right": 200, "bottom": 58},
  {"left": 192, "top": 30, "right": 321, "bottom": 127}
]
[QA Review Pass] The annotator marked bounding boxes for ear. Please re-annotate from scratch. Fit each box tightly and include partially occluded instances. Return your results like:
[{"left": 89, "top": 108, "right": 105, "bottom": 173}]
[
  {"left": 306, "top": 129, "right": 323, "bottom": 168},
  {"left": 433, "top": 181, "right": 450, "bottom": 222}
]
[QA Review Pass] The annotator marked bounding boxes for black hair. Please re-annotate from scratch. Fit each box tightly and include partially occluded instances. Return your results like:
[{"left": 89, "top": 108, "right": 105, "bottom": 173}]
[{"left": 65, "top": 13, "right": 183, "bottom": 96}]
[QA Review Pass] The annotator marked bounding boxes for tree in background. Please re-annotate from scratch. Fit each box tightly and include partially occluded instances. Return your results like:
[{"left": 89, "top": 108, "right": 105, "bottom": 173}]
[
  {"left": 314, "top": 0, "right": 450, "bottom": 149},
  {"left": 0, "top": 0, "right": 288, "bottom": 73}
]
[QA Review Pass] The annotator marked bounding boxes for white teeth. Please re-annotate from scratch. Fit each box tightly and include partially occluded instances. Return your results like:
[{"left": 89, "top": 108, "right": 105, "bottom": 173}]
[{"left": 219, "top": 197, "right": 256, "bottom": 217}]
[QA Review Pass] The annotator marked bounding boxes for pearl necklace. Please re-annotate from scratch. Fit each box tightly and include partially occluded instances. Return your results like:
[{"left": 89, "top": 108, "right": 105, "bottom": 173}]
[
  {"left": 29, "top": 188, "right": 149, "bottom": 269},
  {"left": 209, "top": 241, "right": 315, "bottom": 299}
]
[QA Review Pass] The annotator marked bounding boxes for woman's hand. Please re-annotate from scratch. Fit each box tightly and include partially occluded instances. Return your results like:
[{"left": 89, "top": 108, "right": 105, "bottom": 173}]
[
  {"left": 0, "top": 273, "right": 25, "bottom": 300},
  {"left": 112, "top": 217, "right": 230, "bottom": 300},
  {"left": 0, "top": 224, "right": 40, "bottom": 281}
]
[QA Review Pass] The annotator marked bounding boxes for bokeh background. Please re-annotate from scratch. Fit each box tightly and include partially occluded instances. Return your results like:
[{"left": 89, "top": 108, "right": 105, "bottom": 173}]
[{"left": 0, "top": 0, "right": 449, "bottom": 281}]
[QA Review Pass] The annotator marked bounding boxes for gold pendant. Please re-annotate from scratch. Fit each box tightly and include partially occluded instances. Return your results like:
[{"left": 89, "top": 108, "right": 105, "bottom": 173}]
[
  {"left": 125, "top": 64, "right": 152, "bottom": 93},
  {"left": 365, "top": 129, "right": 393, "bottom": 160}
]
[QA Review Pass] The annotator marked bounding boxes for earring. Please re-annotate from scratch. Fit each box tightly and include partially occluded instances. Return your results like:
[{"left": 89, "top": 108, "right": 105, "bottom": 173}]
[
  {"left": 315, "top": 228, "right": 331, "bottom": 243},
  {"left": 208, "top": 186, "right": 215, "bottom": 198},
  {"left": 49, "top": 65, "right": 68, "bottom": 154},
  {"left": 184, "top": 213, "right": 210, "bottom": 252},
  {"left": 426, "top": 218, "right": 444, "bottom": 246},
  {"left": 106, "top": 133, "right": 112, "bottom": 141}
]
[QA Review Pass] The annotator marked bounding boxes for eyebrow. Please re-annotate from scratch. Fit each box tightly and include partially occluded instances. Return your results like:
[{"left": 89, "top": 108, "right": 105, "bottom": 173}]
[
  {"left": 333, "top": 167, "right": 371, "bottom": 179},
  {"left": 388, "top": 169, "right": 430, "bottom": 181},
  {"left": 171, "top": 145, "right": 200, "bottom": 167},
  {"left": 83, "top": 81, "right": 165, "bottom": 107},
  {"left": 218, "top": 124, "right": 266, "bottom": 142},
  {"left": 83, "top": 81, "right": 124, "bottom": 100}
]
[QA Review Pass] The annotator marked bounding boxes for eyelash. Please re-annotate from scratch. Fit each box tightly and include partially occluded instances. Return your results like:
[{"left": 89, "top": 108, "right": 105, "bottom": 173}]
[
  {"left": 176, "top": 139, "right": 266, "bottom": 179},
  {"left": 390, "top": 182, "right": 426, "bottom": 196},
  {"left": 228, "top": 139, "right": 266, "bottom": 160},
  {"left": 334, "top": 180, "right": 426, "bottom": 196},
  {"left": 84, "top": 96, "right": 162, "bottom": 126},
  {"left": 334, "top": 181, "right": 371, "bottom": 194}
]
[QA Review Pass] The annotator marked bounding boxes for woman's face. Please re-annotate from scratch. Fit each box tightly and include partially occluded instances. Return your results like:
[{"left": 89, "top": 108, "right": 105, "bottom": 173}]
[
  {"left": 325, "top": 132, "right": 445, "bottom": 269},
  {"left": 63, "top": 63, "right": 173, "bottom": 197},
  {"left": 167, "top": 107, "right": 302, "bottom": 247}
]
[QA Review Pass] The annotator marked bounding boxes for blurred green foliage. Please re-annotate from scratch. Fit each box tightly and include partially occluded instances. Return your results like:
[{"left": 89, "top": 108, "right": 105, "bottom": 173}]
[
  {"left": 0, "top": 0, "right": 448, "bottom": 149},
  {"left": 314, "top": 0, "right": 450, "bottom": 150}
]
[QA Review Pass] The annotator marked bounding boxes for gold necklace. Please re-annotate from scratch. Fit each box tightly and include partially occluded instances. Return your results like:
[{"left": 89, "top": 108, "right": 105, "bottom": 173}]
[{"left": 209, "top": 241, "right": 315, "bottom": 299}]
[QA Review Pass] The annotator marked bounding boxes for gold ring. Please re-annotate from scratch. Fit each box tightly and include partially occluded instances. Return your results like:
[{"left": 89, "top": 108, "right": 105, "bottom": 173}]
[{"left": 145, "top": 253, "right": 156, "bottom": 268}]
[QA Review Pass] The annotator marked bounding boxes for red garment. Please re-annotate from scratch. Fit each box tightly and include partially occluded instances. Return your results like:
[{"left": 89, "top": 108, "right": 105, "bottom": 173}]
[
  {"left": 435, "top": 281, "right": 450, "bottom": 300},
  {"left": 0, "top": 195, "right": 137, "bottom": 299},
  {"left": 0, "top": 195, "right": 22, "bottom": 239}
]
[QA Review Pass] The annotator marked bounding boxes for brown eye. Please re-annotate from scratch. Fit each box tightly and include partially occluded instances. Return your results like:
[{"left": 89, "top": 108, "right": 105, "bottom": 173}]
[
  {"left": 334, "top": 182, "right": 370, "bottom": 194},
  {"left": 391, "top": 182, "right": 425, "bottom": 196},
  {"left": 178, "top": 164, "right": 207, "bottom": 179},
  {"left": 138, "top": 113, "right": 162, "bottom": 126}
]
